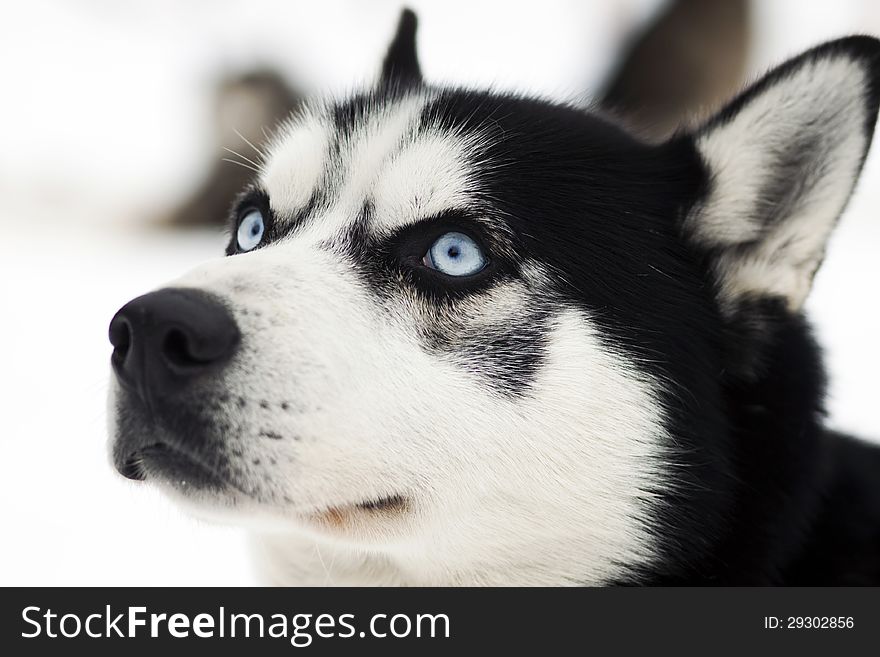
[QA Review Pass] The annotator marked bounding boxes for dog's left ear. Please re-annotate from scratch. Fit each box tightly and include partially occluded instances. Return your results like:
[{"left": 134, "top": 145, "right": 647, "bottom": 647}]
[
  {"left": 684, "top": 37, "right": 880, "bottom": 314},
  {"left": 379, "top": 8, "right": 422, "bottom": 89}
]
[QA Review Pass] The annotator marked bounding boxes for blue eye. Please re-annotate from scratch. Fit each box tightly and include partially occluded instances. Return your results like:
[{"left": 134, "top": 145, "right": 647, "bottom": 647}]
[
  {"left": 424, "top": 231, "right": 487, "bottom": 277},
  {"left": 236, "top": 209, "right": 264, "bottom": 251}
]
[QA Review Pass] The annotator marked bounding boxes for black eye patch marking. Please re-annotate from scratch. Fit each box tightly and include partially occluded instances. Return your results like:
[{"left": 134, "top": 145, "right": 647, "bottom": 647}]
[
  {"left": 427, "top": 305, "right": 551, "bottom": 398},
  {"left": 359, "top": 209, "right": 518, "bottom": 300}
]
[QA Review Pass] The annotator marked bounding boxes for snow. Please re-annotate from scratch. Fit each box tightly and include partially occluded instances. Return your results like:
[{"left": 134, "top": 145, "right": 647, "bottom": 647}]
[{"left": 1, "top": 0, "right": 878, "bottom": 586}]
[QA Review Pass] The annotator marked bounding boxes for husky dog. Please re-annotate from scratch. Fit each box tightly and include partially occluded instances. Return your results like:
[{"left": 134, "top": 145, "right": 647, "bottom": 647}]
[{"left": 108, "top": 11, "right": 880, "bottom": 585}]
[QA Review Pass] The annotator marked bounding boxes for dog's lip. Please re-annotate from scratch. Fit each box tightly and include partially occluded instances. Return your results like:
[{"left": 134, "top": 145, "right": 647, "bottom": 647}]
[
  {"left": 355, "top": 494, "right": 407, "bottom": 512},
  {"left": 118, "top": 442, "right": 231, "bottom": 490},
  {"left": 306, "top": 494, "right": 409, "bottom": 525}
]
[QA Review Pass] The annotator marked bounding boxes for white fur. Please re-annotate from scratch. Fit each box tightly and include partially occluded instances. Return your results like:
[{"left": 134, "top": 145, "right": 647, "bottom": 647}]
[
  {"left": 370, "top": 129, "right": 481, "bottom": 233},
  {"left": 691, "top": 55, "right": 871, "bottom": 312},
  {"left": 262, "top": 108, "right": 329, "bottom": 213}
]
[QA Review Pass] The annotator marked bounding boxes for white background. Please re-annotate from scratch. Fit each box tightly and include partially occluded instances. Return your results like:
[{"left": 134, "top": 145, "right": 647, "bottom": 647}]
[{"left": 1, "top": 0, "right": 879, "bottom": 585}]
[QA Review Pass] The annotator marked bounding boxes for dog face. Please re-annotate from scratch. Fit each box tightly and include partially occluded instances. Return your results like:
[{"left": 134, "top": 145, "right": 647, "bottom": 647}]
[{"left": 108, "top": 13, "right": 880, "bottom": 584}]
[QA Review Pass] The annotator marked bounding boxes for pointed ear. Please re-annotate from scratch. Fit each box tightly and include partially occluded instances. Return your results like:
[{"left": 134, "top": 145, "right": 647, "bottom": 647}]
[
  {"left": 379, "top": 8, "right": 422, "bottom": 89},
  {"left": 684, "top": 37, "right": 880, "bottom": 314}
]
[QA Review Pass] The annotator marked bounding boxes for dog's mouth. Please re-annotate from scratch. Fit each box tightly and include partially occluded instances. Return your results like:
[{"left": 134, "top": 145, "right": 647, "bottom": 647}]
[
  {"left": 308, "top": 494, "right": 409, "bottom": 529},
  {"left": 118, "top": 442, "right": 229, "bottom": 491}
]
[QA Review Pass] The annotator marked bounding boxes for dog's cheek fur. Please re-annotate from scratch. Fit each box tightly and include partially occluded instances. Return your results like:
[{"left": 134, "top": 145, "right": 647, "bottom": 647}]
[
  {"left": 394, "top": 272, "right": 551, "bottom": 397},
  {"left": 394, "top": 308, "right": 672, "bottom": 585}
]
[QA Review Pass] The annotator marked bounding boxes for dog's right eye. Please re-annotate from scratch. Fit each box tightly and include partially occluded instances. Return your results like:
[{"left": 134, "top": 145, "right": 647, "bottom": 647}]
[
  {"left": 236, "top": 209, "right": 265, "bottom": 252},
  {"left": 423, "top": 232, "right": 487, "bottom": 277}
]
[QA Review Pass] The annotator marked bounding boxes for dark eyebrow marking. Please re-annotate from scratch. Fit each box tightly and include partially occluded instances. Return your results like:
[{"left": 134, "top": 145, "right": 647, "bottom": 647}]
[
  {"left": 295, "top": 188, "right": 323, "bottom": 226},
  {"left": 227, "top": 186, "right": 270, "bottom": 229},
  {"left": 260, "top": 187, "right": 326, "bottom": 245},
  {"left": 320, "top": 200, "right": 373, "bottom": 259}
]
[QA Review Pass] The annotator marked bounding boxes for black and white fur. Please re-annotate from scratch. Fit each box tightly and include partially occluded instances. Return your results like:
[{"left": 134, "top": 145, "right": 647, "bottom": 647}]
[{"left": 108, "top": 11, "right": 880, "bottom": 585}]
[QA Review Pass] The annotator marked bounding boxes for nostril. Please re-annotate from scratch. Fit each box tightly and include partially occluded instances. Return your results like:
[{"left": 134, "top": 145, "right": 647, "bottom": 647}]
[
  {"left": 162, "top": 328, "right": 204, "bottom": 369},
  {"left": 109, "top": 316, "right": 132, "bottom": 368},
  {"left": 160, "top": 325, "right": 238, "bottom": 372}
]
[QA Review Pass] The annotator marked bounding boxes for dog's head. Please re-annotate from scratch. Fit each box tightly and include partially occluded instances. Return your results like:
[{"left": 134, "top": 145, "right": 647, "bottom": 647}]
[{"left": 108, "top": 12, "right": 880, "bottom": 584}]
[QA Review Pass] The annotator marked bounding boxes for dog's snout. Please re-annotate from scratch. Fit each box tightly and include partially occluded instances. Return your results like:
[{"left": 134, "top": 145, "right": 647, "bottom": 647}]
[{"left": 109, "top": 288, "right": 239, "bottom": 400}]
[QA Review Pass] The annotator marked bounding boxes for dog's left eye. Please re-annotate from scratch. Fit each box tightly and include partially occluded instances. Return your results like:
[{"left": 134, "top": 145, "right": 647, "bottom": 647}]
[
  {"left": 423, "top": 232, "right": 486, "bottom": 277},
  {"left": 236, "top": 209, "right": 264, "bottom": 252}
]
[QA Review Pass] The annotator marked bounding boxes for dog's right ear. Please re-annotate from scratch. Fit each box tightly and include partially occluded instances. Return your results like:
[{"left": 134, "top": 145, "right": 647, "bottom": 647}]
[
  {"left": 682, "top": 37, "right": 880, "bottom": 316},
  {"left": 379, "top": 8, "right": 422, "bottom": 90}
]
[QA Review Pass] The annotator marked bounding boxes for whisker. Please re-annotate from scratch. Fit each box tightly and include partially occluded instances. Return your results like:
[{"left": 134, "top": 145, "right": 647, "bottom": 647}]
[
  {"left": 313, "top": 542, "right": 332, "bottom": 586},
  {"left": 324, "top": 548, "right": 337, "bottom": 587},
  {"left": 221, "top": 158, "right": 260, "bottom": 174},
  {"left": 221, "top": 146, "right": 262, "bottom": 170},
  {"left": 232, "top": 127, "right": 266, "bottom": 161}
]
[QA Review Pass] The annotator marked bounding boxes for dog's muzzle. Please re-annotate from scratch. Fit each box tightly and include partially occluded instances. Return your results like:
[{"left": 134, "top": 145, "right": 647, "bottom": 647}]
[{"left": 108, "top": 287, "right": 239, "bottom": 482}]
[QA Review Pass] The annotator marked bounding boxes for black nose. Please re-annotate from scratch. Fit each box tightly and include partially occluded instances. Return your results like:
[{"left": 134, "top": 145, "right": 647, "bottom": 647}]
[{"left": 109, "top": 288, "right": 239, "bottom": 401}]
